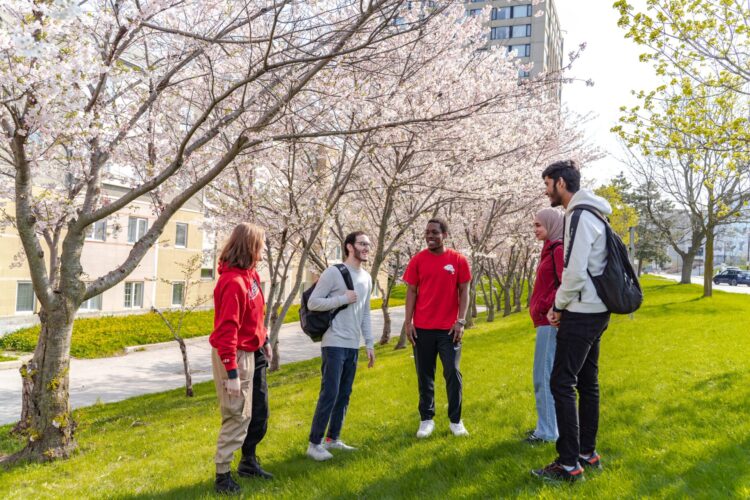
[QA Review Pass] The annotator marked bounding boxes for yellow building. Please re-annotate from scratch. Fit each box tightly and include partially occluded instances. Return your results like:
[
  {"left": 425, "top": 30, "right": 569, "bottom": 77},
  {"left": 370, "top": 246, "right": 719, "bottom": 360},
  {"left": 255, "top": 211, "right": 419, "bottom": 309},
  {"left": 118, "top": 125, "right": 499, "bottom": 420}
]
[{"left": 0, "top": 184, "right": 217, "bottom": 321}]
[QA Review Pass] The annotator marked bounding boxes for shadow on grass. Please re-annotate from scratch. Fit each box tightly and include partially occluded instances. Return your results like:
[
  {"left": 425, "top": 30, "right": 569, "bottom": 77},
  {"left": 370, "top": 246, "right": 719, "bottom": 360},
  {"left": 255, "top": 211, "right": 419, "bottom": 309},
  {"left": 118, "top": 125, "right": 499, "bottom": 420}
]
[{"left": 634, "top": 435, "right": 750, "bottom": 498}]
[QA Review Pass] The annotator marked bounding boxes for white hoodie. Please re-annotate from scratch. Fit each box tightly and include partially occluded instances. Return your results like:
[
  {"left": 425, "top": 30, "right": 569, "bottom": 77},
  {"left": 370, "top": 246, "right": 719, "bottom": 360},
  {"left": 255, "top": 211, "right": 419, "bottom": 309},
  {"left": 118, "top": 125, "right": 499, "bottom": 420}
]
[{"left": 554, "top": 189, "right": 613, "bottom": 314}]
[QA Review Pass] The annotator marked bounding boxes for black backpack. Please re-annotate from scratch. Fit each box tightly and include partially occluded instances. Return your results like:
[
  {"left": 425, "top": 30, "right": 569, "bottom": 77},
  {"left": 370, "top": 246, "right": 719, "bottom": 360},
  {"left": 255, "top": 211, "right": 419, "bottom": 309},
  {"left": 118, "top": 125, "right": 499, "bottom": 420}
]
[
  {"left": 565, "top": 204, "right": 643, "bottom": 314},
  {"left": 299, "top": 264, "right": 354, "bottom": 342}
]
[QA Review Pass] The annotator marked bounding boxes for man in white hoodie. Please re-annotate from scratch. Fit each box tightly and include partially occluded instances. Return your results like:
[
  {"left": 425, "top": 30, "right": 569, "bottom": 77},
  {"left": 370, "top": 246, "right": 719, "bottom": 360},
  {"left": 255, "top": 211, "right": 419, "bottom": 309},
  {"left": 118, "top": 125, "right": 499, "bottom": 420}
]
[{"left": 531, "top": 160, "right": 613, "bottom": 483}]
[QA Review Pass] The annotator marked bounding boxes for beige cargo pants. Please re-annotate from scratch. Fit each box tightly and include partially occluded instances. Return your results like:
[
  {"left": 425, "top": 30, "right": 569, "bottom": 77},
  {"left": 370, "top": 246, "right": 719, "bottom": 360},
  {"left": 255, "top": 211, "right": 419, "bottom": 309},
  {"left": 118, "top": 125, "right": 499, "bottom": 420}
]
[{"left": 212, "top": 348, "right": 254, "bottom": 474}]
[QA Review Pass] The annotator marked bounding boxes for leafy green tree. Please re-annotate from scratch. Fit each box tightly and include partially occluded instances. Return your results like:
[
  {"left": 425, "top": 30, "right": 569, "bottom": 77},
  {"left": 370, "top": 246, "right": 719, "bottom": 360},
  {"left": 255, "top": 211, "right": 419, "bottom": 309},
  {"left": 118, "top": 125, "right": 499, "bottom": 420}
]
[
  {"left": 614, "top": 0, "right": 750, "bottom": 95},
  {"left": 595, "top": 177, "right": 638, "bottom": 243},
  {"left": 615, "top": 89, "right": 750, "bottom": 297}
]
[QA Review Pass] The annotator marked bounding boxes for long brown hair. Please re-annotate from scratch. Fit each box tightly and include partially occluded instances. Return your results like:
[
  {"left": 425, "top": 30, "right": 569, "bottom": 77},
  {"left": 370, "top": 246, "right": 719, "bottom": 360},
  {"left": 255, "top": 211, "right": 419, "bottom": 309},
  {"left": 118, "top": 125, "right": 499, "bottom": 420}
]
[{"left": 219, "top": 223, "right": 265, "bottom": 269}]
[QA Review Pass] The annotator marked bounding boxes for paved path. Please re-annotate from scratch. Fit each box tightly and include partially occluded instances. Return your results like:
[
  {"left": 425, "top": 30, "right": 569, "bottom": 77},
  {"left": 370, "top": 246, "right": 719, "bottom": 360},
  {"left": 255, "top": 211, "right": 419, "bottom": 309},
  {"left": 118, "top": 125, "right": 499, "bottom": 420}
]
[
  {"left": 658, "top": 274, "right": 750, "bottom": 295},
  {"left": 0, "top": 308, "right": 407, "bottom": 426}
]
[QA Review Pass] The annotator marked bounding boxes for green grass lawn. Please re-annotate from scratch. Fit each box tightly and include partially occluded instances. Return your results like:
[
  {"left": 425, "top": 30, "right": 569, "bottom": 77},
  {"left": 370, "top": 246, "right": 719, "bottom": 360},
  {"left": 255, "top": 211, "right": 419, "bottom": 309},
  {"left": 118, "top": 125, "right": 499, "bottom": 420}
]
[
  {"left": 1, "top": 276, "right": 748, "bottom": 498},
  {"left": 0, "top": 354, "right": 17, "bottom": 362},
  {"left": 0, "top": 290, "right": 407, "bottom": 359}
]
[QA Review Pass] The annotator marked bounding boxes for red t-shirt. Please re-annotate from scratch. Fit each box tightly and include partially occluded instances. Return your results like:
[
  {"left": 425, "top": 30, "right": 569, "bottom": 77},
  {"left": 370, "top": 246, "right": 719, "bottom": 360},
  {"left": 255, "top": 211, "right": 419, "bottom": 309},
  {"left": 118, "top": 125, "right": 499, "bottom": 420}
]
[{"left": 402, "top": 248, "right": 472, "bottom": 330}]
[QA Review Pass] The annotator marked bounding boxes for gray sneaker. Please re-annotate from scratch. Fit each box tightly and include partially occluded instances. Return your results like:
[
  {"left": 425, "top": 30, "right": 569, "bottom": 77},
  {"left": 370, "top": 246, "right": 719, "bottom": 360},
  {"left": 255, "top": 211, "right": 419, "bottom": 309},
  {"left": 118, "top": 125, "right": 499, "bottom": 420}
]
[
  {"left": 324, "top": 438, "right": 357, "bottom": 451},
  {"left": 306, "top": 442, "right": 333, "bottom": 461}
]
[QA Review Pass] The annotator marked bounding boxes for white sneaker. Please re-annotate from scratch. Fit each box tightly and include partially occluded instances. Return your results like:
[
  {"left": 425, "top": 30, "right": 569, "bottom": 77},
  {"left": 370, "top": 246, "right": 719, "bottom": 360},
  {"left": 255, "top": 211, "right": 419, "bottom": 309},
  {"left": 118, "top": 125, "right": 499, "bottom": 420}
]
[
  {"left": 306, "top": 442, "right": 333, "bottom": 461},
  {"left": 450, "top": 421, "right": 469, "bottom": 436},
  {"left": 324, "top": 438, "right": 357, "bottom": 451},
  {"left": 416, "top": 419, "right": 435, "bottom": 438}
]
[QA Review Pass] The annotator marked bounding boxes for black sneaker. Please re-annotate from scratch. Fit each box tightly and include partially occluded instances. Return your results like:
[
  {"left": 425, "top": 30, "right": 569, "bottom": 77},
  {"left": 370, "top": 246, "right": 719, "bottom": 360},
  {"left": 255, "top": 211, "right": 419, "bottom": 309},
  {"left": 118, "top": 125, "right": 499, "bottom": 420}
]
[
  {"left": 531, "top": 460, "right": 585, "bottom": 483},
  {"left": 578, "top": 451, "right": 602, "bottom": 470},
  {"left": 215, "top": 472, "right": 241, "bottom": 495},
  {"left": 238, "top": 455, "right": 274, "bottom": 480},
  {"left": 524, "top": 433, "right": 546, "bottom": 445}
]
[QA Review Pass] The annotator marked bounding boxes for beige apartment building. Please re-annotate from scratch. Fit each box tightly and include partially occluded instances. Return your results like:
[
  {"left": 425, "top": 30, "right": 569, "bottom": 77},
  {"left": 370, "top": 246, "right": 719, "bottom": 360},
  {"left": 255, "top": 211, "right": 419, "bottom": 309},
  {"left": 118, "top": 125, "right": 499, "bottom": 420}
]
[
  {"left": 466, "top": 0, "right": 564, "bottom": 92},
  {"left": 0, "top": 184, "right": 218, "bottom": 321}
]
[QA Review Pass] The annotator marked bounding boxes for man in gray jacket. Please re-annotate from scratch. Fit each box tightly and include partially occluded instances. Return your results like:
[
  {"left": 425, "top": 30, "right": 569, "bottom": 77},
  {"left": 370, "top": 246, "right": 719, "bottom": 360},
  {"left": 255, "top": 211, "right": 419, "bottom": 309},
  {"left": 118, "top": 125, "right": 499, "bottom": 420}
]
[
  {"left": 532, "top": 160, "right": 612, "bottom": 483},
  {"left": 306, "top": 231, "right": 375, "bottom": 461}
]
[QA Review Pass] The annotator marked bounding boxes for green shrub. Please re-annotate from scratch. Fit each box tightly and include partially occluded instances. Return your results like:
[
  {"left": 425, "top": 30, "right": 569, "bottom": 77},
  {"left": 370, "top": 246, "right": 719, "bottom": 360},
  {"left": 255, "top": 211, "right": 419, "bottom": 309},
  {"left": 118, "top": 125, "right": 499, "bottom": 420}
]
[{"left": 0, "top": 297, "right": 403, "bottom": 359}]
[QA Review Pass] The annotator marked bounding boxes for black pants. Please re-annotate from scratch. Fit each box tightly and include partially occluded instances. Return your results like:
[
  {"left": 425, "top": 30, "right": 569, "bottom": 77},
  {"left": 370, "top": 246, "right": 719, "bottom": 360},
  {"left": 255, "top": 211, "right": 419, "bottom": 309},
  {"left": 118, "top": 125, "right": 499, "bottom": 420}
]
[
  {"left": 241, "top": 349, "right": 269, "bottom": 458},
  {"left": 413, "top": 329, "right": 462, "bottom": 423},
  {"left": 550, "top": 311, "right": 610, "bottom": 466}
]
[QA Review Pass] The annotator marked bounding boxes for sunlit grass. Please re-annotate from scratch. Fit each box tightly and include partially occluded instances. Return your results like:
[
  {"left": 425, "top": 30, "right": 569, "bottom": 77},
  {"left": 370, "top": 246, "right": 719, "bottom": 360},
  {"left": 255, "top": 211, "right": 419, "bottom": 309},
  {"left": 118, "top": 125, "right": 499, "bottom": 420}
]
[{"left": 1, "top": 276, "right": 747, "bottom": 498}]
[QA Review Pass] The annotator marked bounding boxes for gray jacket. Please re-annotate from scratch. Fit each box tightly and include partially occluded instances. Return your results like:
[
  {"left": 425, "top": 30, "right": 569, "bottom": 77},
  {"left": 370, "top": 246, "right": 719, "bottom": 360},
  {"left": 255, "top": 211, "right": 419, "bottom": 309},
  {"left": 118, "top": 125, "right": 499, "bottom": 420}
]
[{"left": 555, "top": 189, "right": 613, "bottom": 313}]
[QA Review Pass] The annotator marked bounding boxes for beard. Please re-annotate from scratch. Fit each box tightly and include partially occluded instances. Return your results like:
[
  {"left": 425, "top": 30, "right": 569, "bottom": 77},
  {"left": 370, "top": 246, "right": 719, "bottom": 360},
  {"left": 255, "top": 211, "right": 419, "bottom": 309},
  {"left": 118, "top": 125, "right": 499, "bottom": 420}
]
[
  {"left": 549, "top": 185, "right": 563, "bottom": 207},
  {"left": 354, "top": 248, "right": 368, "bottom": 262}
]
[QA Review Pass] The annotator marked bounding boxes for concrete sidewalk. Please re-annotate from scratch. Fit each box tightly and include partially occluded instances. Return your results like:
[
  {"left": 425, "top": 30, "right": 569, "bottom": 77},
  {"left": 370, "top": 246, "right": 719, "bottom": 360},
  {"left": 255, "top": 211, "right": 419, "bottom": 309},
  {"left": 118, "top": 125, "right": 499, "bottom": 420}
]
[{"left": 0, "top": 307, "right": 407, "bottom": 426}]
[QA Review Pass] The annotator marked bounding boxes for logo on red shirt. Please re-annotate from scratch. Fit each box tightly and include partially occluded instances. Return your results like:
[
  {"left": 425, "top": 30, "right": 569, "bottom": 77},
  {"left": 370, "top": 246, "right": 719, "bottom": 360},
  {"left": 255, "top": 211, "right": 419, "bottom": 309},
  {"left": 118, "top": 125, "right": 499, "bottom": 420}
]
[
  {"left": 248, "top": 279, "right": 260, "bottom": 300},
  {"left": 444, "top": 264, "right": 455, "bottom": 274}
]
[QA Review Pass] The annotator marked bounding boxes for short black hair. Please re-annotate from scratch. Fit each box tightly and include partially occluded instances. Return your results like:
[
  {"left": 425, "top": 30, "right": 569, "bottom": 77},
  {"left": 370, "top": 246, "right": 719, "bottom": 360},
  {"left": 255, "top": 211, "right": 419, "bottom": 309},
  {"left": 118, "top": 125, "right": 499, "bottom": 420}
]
[
  {"left": 343, "top": 231, "right": 366, "bottom": 258},
  {"left": 542, "top": 160, "right": 581, "bottom": 193},
  {"left": 427, "top": 218, "right": 448, "bottom": 234}
]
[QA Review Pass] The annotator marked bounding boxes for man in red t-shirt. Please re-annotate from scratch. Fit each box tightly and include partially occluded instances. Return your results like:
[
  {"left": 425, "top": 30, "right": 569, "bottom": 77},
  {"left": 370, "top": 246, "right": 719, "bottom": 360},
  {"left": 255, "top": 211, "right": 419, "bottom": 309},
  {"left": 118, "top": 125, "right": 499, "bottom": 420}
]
[{"left": 403, "top": 218, "right": 472, "bottom": 439}]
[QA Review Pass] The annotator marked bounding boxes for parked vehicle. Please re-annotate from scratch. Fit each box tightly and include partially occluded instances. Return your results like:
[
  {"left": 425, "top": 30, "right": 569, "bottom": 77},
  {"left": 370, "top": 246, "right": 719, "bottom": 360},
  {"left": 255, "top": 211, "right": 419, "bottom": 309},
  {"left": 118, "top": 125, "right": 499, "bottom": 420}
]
[{"left": 713, "top": 269, "right": 750, "bottom": 286}]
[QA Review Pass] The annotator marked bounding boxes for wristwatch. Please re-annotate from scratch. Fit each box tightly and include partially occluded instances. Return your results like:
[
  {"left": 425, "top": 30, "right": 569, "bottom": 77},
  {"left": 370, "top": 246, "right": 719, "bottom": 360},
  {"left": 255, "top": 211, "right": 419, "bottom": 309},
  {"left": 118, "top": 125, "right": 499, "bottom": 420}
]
[{"left": 456, "top": 318, "right": 466, "bottom": 326}]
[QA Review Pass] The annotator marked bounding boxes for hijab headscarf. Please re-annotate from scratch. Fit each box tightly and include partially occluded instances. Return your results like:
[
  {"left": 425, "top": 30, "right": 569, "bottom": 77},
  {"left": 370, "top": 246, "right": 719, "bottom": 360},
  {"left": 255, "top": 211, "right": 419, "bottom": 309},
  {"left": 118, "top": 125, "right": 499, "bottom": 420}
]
[{"left": 535, "top": 207, "right": 564, "bottom": 242}]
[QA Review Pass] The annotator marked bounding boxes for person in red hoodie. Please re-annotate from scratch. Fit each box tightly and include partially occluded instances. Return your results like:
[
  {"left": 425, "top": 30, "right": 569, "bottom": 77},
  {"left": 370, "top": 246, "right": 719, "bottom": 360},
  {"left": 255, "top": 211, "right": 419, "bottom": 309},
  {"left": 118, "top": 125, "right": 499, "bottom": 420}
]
[
  {"left": 209, "top": 223, "right": 268, "bottom": 495},
  {"left": 525, "top": 207, "right": 564, "bottom": 444}
]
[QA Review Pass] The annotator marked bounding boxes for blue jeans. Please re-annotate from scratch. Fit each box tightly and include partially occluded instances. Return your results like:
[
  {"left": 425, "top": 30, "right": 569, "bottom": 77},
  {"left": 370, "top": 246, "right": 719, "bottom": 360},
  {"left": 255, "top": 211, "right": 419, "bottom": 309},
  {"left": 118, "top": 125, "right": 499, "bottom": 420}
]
[
  {"left": 533, "top": 325, "right": 558, "bottom": 441},
  {"left": 308, "top": 347, "right": 359, "bottom": 444}
]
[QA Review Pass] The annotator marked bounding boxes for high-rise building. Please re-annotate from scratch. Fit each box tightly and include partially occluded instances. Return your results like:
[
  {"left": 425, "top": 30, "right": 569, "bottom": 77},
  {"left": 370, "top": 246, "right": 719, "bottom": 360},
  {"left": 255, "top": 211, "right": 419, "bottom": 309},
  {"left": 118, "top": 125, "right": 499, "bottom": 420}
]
[{"left": 466, "top": 0, "right": 564, "bottom": 84}]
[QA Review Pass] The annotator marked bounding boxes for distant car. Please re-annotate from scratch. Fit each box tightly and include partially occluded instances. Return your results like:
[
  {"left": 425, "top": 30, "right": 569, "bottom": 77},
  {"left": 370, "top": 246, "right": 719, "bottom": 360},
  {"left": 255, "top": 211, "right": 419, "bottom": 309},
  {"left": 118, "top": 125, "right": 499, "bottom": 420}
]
[{"left": 713, "top": 269, "right": 750, "bottom": 286}]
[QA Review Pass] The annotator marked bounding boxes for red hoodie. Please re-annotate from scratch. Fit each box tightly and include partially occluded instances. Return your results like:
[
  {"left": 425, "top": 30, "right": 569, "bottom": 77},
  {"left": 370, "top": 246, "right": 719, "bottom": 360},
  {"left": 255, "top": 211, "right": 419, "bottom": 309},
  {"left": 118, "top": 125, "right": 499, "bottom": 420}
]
[
  {"left": 209, "top": 262, "right": 267, "bottom": 372},
  {"left": 529, "top": 239, "right": 564, "bottom": 327}
]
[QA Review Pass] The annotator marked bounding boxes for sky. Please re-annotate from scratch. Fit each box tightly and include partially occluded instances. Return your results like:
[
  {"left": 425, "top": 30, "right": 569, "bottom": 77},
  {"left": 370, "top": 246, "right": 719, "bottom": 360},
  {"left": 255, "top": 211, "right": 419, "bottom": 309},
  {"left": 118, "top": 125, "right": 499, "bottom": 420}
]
[{"left": 554, "top": 0, "right": 658, "bottom": 187}]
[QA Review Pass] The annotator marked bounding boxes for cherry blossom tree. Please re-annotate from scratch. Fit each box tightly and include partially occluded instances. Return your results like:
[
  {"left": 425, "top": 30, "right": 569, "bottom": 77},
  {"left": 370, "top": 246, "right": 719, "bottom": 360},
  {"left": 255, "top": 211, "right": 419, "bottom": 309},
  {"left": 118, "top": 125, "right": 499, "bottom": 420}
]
[{"left": 0, "top": 0, "right": 450, "bottom": 462}]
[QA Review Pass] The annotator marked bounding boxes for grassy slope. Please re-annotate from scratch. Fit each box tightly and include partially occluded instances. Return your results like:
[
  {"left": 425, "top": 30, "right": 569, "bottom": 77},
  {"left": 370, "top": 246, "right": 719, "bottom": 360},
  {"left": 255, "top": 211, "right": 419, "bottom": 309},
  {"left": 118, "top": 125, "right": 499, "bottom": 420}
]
[
  {"left": 1, "top": 276, "right": 748, "bottom": 498},
  {"left": 0, "top": 292, "right": 406, "bottom": 359}
]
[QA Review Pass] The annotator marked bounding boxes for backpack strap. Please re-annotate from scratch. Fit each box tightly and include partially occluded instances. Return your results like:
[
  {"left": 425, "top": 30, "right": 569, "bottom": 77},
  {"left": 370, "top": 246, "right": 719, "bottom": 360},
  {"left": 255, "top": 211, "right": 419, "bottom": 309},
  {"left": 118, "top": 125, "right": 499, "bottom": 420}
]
[
  {"left": 331, "top": 263, "right": 354, "bottom": 321},
  {"left": 563, "top": 205, "right": 608, "bottom": 302},
  {"left": 564, "top": 204, "right": 609, "bottom": 268},
  {"left": 334, "top": 263, "right": 354, "bottom": 290}
]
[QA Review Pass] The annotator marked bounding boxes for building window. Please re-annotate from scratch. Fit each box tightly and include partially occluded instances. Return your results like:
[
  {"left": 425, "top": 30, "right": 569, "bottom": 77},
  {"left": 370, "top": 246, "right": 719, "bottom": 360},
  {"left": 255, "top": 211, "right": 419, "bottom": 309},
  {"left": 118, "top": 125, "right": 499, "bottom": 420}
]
[
  {"left": 80, "top": 294, "right": 103, "bottom": 311},
  {"left": 127, "top": 217, "right": 148, "bottom": 244},
  {"left": 508, "top": 44, "right": 531, "bottom": 57},
  {"left": 201, "top": 231, "right": 216, "bottom": 280},
  {"left": 512, "top": 4, "right": 532, "bottom": 18},
  {"left": 86, "top": 220, "right": 107, "bottom": 242},
  {"left": 175, "top": 223, "right": 188, "bottom": 248},
  {"left": 490, "top": 26, "right": 510, "bottom": 40},
  {"left": 511, "top": 24, "right": 531, "bottom": 38},
  {"left": 172, "top": 282, "right": 185, "bottom": 307},
  {"left": 124, "top": 281, "right": 144, "bottom": 308},
  {"left": 467, "top": 8, "right": 481, "bottom": 17},
  {"left": 16, "top": 282, "right": 35, "bottom": 313},
  {"left": 491, "top": 6, "right": 511, "bottom": 20},
  {"left": 519, "top": 69, "right": 531, "bottom": 78}
]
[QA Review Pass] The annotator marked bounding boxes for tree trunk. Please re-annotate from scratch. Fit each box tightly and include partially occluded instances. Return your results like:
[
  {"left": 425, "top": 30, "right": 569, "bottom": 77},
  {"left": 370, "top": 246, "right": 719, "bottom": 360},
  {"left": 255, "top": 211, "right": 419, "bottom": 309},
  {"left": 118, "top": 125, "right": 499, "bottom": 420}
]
[
  {"left": 176, "top": 337, "right": 194, "bottom": 397},
  {"left": 466, "top": 281, "right": 477, "bottom": 328},
  {"left": 481, "top": 274, "right": 495, "bottom": 322},
  {"left": 680, "top": 252, "right": 696, "bottom": 284},
  {"left": 12, "top": 364, "right": 34, "bottom": 436},
  {"left": 394, "top": 320, "right": 408, "bottom": 350},
  {"left": 270, "top": 338, "right": 280, "bottom": 372},
  {"left": 503, "top": 285, "right": 512, "bottom": 316},
  {"left": 703, "top": 225, "right": 714, "bottom": 298},
  {"left": 11, "top": 306, "right": 77, "bottom": 462},
  {"left": 379, "top": 300, "right": 392, "bottom": 345}
]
